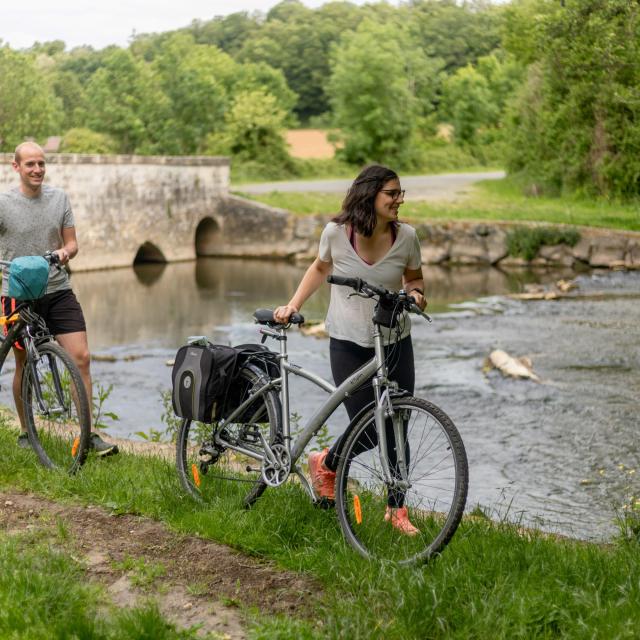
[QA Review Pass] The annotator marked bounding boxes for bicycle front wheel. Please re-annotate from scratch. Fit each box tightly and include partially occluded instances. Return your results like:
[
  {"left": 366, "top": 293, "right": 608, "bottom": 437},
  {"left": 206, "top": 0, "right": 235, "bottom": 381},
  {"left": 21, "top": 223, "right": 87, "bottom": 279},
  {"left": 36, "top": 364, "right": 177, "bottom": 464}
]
[
  {"left": 21, "top": 341, "right": 91, "bottom": 473},
  {"left": 335, "top": 396, "right": 468, "bottom": 565},
  {"left": 176, "top": 364, "right": 282, "bottom": 507}
]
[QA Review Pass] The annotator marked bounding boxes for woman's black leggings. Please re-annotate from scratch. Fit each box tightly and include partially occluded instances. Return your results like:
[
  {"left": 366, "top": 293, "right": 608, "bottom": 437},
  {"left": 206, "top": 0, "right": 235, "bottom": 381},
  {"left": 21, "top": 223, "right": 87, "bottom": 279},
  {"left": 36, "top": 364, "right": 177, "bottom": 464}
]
[{"left": 324, "top": 335, "right": 414, "bottom": 506}]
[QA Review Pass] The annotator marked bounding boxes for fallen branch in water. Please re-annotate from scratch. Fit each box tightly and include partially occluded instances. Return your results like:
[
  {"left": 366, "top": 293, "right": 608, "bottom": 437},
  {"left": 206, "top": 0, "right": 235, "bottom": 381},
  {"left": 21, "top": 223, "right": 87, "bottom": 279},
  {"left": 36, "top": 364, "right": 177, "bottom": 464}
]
[{"left": 486, "top": 349, "right": 540, "bottom": 382}]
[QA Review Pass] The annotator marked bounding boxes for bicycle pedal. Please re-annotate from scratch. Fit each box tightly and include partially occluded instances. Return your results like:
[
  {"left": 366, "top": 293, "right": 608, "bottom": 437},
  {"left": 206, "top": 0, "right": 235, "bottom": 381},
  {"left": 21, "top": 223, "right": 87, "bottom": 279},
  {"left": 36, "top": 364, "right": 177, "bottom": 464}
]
[
  {"left": 246, "top": 466, "right": 260, "bottom": 473},
  {"left": 43, "top": 407, "right": 65, "bottom": 417}
]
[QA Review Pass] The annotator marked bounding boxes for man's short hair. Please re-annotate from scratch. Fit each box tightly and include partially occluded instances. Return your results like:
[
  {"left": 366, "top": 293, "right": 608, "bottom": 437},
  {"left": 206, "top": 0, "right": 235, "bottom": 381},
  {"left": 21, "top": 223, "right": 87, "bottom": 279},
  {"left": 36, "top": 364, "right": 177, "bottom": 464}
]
[{"left": 14, "top": 141, "right": 45, "bottom": 164}]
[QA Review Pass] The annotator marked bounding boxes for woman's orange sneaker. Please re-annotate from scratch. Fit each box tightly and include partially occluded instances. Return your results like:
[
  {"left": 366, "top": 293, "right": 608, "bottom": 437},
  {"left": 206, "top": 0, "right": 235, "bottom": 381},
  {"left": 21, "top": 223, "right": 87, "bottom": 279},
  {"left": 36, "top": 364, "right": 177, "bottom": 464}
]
[
  {"left": 384, "top": 506, "right": 420, "bottom": 536},
  {"left": 308, "top": 448, "right": 336, "bottom": 500}
]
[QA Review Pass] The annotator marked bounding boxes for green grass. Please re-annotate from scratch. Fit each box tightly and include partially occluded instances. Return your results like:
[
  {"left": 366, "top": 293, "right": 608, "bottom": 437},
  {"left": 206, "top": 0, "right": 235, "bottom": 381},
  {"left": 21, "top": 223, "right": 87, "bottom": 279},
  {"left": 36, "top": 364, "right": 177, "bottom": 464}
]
[
  {"left": 0, "top": 530, "right": 198, "bottom": 639},
  {"left": 240, "top": 177, "right": 640, "bottom": 232},
  {"left": 2, "top": 421, "right": 640, "bottom": 638},
  {"left": 230, "top": 148, "right": 500, "bottom": 186}
]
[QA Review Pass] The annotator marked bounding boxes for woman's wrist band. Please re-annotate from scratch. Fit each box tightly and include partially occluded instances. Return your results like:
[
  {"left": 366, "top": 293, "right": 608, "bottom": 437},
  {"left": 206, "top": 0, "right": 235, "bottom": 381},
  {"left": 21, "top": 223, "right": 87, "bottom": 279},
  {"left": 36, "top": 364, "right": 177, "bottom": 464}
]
[{"left": 409, "top": 288, "right": 424, "bottom": 296}]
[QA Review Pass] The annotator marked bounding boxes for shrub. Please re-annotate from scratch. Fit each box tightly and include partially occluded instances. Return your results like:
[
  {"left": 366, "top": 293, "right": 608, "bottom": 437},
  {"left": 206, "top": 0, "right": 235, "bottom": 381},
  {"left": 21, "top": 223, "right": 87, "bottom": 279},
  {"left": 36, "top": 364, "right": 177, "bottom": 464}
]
[
  {"left": 60, "top": 128, "right": 119, "bottom": 154},
  {"left": 506, "top": 226, "right": 580, "bottom": 261}
]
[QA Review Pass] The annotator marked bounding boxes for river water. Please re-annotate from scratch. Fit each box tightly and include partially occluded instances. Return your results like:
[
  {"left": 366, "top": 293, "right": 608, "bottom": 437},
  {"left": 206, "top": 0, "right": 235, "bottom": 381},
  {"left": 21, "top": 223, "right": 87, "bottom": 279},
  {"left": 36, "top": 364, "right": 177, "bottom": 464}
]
[{"left": 2, "top": 258, "right": 638, "bottom": 541}]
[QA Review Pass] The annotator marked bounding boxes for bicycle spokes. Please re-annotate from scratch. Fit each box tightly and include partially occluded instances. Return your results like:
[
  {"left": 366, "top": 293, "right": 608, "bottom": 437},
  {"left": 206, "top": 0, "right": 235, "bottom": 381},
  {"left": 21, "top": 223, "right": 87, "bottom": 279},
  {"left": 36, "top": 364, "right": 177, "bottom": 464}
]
[
  {"left": 336, "top": 397, "right": 468, "bottom": 565},
  {"left": 22, "top": 342, "right": 91, "bottom": 473}
]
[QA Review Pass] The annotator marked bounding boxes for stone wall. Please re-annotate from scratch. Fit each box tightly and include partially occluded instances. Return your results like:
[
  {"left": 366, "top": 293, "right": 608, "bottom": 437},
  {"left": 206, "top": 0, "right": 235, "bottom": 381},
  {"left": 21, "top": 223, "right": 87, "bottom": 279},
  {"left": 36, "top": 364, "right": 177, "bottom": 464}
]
[
  {"left": 290, "top": 216, "right": 640, "bottom": 270},
  {"left": 411, "top": 220, "right": 640, "bottom": 269}
]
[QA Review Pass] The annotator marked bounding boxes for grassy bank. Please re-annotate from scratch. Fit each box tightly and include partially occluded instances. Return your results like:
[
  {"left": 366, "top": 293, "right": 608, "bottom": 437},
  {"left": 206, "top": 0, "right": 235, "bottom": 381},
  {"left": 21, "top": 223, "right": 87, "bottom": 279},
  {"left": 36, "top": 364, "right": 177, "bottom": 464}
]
[
  {"left": 2, "top": 422, "right": 640, "bottom": 638},
  {"left": 240, "top": 178, "right": 640, "bottom": 232}
]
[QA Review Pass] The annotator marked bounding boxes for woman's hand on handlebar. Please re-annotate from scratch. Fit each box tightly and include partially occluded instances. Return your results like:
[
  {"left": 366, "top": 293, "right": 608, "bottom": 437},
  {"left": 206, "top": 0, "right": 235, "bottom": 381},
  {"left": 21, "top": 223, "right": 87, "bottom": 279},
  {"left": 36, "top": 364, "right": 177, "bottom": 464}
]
[
  {"left": 409, "top": 290, "right": 427, "bottom": 311},
  {"left": 273, "top": 303, "right": 299, "bottom": 324}
]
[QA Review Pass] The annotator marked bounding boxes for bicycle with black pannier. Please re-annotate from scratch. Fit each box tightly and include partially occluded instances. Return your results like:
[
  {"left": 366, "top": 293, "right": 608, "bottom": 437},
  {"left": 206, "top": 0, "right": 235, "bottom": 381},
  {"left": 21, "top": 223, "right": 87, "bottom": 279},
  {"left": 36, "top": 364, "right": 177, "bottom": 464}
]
[{"left": 173, "top": 276, "right": 468, "bottom": 565}]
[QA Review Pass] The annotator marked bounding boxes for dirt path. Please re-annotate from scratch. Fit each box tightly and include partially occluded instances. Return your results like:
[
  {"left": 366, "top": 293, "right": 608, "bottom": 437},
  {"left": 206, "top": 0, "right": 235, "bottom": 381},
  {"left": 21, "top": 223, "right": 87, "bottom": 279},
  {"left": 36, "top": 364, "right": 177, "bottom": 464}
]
[{"left": 0, "top": 490, "right": 320, "bottom": 639}]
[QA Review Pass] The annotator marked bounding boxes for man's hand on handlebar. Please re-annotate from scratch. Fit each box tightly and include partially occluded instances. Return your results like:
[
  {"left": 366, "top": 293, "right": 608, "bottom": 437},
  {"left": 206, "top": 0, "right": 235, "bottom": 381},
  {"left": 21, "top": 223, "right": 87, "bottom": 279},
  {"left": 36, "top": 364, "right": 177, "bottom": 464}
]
[{"left": 54, "top": 248, "right": 70, "bottom": 266}]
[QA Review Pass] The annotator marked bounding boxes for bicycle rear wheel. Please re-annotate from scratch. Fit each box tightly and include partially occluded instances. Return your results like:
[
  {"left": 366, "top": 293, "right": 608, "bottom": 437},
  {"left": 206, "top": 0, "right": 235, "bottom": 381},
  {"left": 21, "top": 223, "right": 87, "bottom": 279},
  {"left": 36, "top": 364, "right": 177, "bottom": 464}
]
[
  {"left": 21, "top": 341, "right": 91, "bottom": 473},
  {"left": 335, "top": 396, "right": 468, "bottom": 565},
  {"left": 176, "top": 364, "right": 282, "bottom": 507}
]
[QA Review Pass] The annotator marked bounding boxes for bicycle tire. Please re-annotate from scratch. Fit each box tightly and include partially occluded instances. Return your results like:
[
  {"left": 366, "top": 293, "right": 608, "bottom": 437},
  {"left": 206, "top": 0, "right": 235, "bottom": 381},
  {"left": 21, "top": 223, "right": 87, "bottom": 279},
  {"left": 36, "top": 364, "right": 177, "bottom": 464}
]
[
  {"left": 176, "top": 364, "right": 282, "bottom": 507},
  {"left": 21, "top": 341, "right": 91, "bottom": 474},
  {"left": 335, "top": 396, "right": 468, "bottom": 565}
]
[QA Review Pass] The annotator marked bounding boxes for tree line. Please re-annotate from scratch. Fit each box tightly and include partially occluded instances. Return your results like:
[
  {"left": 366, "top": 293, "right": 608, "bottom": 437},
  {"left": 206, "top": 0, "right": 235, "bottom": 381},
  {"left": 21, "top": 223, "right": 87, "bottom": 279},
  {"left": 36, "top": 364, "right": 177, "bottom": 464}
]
[{"left": 1, "top": 0, "right": 638, "bottom": 198}]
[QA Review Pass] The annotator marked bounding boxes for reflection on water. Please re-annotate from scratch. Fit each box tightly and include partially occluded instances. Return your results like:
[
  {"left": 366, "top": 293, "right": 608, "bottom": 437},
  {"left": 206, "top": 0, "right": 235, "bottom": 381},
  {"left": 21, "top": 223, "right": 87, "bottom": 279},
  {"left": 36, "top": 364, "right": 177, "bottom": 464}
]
[{"left": 72, "top": 258, "right": 574, "bottom": 349}]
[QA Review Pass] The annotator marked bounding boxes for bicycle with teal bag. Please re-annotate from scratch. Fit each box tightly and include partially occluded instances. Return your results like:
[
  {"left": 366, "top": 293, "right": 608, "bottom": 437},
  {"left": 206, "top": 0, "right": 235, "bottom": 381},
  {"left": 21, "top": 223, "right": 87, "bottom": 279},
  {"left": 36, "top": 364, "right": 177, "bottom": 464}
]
[{"left": 0, "top": 252, "right": 91, "bottom": 472}]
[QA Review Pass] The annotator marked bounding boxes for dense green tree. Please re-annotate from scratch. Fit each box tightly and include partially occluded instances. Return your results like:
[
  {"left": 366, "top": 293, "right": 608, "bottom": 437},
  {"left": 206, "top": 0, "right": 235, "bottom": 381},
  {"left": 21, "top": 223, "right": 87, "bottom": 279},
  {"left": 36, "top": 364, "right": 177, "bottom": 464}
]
[
  {"left": 505, "top": 0, "right": 640, "bottom": 197},
  {"left": 28, "top": 40, "right": 66, "bottom": 57},
  {"left": 406, "top": 0, "right": 504, "bottom": 73},
  {"left": 49, "top": 70, "right": 86, "bottom": 130},
  {"left": 56, "top": 45, "right": 121, "bottom": 85},
  {"left": 441, "top": 65, "right": 497, "bottom": 146},
  {"left": 205, "top": 89, "right": 292, "bottom": 169},
  {"left": 82, "top": 49, "right": 168, "bottom": 154},
  {"left": 188, "top": 12, "right": 260, "bottom": 55},
  {"left": 232, "top": 62, "right": 298, "bottom": 123},
  {"left": 0, "top": 46, "right": 61, "bottom": 150},
  {"left": 238, "top": 0, "right": 362, "bottom": 120},
  {"left": 328, "top": 19, "right": 431, "bottom": 168},
  {"left": 151, "top": 34, "right": 230, "bottom": 154}
]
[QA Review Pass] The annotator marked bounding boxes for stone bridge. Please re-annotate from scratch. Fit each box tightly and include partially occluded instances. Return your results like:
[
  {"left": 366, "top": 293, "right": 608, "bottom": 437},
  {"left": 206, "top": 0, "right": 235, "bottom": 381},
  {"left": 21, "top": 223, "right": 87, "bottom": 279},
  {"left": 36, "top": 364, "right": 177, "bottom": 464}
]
[{"left": 0, "top": 153, "right": 309, "bottom": 272}]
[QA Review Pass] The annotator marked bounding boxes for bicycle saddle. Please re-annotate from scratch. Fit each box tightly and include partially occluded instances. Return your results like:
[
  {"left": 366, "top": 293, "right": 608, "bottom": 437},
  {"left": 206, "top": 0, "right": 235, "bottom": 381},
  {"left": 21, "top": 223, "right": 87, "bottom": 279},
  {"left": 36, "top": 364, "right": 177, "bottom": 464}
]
[{"left": 254, "top": 308, "right": 305, "bottom": 326}]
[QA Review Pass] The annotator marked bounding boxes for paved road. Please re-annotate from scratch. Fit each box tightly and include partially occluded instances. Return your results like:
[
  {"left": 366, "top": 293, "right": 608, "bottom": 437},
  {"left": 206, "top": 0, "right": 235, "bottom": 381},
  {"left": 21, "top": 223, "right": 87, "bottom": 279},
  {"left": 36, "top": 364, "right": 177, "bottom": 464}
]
[{"left": 234, "top": 170, "right": 505, "bottom": 201}]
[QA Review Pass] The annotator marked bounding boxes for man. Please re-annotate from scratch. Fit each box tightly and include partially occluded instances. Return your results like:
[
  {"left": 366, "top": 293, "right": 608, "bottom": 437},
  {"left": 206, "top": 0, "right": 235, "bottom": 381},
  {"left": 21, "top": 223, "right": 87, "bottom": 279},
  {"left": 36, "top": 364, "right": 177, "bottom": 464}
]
[{"left": 0, "top": 142, "right": 118, "bottom": 456}]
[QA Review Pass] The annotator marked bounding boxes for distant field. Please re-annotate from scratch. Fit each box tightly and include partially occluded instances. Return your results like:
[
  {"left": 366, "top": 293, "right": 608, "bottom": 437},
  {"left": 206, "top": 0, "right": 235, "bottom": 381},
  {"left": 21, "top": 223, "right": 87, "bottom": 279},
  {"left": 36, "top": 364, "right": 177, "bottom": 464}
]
[{"left": 285, "top": 129, "right": 336, "bottom": 159}]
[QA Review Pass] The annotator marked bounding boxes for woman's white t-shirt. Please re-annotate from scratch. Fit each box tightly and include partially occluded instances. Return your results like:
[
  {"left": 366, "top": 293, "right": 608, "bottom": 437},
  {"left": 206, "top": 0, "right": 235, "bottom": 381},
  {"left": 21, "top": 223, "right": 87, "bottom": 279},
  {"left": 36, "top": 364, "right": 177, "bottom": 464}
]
[{"left": 318, "top": 221, "right": 422, "bottom": 347}]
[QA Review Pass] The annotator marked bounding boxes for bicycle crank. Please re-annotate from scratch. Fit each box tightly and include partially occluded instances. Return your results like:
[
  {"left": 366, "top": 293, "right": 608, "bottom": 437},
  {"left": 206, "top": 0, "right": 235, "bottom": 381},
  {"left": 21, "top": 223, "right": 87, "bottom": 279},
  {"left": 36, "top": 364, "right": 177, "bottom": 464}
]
[{"left": 261, "top": 443, "right": 291, "bottom": 487}]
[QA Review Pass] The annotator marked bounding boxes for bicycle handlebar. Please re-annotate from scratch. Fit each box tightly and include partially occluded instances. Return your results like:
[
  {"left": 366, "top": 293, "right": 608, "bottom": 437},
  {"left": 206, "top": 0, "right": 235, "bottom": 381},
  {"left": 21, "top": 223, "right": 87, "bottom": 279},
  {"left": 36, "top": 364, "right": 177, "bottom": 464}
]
[
  {"left": 0, "top": 252, "right": 61, "bottom": 269},
  {"left": 326, "top": 275, "right": 432, "bottom": 322}
]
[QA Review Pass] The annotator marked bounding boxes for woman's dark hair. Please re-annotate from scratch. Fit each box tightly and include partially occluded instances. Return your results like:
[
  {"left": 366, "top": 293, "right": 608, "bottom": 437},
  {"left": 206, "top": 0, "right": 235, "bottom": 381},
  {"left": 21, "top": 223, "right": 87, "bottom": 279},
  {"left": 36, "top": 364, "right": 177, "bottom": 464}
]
[{"left": 332, "top": 164, "right": 399, "bottom": 237}]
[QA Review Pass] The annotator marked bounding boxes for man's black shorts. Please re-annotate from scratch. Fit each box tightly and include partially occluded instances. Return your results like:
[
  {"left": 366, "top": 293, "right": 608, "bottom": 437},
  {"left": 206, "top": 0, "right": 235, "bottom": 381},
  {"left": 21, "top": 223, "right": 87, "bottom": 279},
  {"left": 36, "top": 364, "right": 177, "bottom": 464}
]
[{"left": 2, "top": 289, "right": 87, "bottom": 347}]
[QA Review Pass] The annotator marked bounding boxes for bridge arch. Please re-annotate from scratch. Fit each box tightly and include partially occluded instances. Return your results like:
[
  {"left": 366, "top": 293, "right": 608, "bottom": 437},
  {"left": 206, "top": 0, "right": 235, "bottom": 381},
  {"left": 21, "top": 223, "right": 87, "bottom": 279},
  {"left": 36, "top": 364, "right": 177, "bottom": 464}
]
[
  {"left": 195, "top": 217, "right": 224, "bottom": 256},
  {"left": 133, "top": 241, "right": 167, "bottom": 264}
]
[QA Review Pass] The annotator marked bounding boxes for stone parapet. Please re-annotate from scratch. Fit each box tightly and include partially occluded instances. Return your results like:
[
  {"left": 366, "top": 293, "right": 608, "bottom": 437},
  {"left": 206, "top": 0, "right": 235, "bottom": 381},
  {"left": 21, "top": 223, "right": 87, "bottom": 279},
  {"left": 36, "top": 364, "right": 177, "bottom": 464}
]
[{"left": 0, "top": 153, "right": 229, "bottom": 166}]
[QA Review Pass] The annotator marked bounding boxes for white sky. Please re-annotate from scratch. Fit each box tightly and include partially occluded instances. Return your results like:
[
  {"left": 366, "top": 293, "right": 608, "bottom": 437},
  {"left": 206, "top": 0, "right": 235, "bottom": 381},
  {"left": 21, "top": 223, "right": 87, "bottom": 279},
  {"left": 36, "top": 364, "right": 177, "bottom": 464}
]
[{"left": 1, "top": 0, "right": 386, "bottom": 50}]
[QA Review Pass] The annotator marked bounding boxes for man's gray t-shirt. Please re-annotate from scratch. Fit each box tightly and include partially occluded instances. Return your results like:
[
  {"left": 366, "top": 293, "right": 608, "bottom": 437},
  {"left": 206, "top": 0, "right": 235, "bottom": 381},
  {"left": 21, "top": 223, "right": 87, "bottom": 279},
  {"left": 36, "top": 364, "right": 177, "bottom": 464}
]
[
  {"left": 318, "top": 222, "right": 423, "bottom": 347},
  {"left": 0, "top": 185, "right": 74, "bottom": 296}
]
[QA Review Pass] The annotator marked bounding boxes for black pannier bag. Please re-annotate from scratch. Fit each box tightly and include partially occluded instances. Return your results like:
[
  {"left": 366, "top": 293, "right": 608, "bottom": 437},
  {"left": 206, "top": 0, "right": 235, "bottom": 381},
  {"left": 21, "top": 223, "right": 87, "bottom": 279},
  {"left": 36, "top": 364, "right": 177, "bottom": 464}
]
[
  {"left": 171, "top": 342, "right": 237, "bottom": 423},
  {"left": 221, "top": 344, "right": 281, "bottom": 423}
]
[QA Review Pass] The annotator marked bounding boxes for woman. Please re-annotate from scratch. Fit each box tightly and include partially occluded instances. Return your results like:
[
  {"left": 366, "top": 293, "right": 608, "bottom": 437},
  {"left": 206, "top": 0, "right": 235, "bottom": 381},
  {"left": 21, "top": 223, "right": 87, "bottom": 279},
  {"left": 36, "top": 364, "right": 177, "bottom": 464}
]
[{"left": 274, "top": 164, "right": 426, "bottom": 535}]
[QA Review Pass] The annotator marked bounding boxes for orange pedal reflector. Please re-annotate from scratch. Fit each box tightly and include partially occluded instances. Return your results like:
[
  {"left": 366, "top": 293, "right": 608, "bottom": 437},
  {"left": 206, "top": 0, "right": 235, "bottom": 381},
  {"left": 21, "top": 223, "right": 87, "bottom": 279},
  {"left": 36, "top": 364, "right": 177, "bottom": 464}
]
[
  {"left": 71, "top": 437, "right": 80, "bottom": 457},
  {"left": 353, "top": 494, "right": 362, "bottom": 525},
  {"left": 191, "top": 464, "right": 201, "bottom": 487}
]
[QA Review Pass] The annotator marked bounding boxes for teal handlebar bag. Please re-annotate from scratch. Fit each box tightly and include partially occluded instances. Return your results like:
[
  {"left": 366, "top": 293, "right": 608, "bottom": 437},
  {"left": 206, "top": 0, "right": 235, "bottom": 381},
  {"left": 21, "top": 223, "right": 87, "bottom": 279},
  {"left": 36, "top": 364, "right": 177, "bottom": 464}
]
[{"left": 8, "top": 256, "right": 50, "bottom": 300}]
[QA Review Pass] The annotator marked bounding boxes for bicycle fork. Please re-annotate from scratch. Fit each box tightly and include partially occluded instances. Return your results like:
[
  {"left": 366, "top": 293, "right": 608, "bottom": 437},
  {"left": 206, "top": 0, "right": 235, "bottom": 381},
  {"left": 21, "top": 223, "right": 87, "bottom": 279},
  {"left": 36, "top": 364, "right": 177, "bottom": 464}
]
[
  {"left": 25, "top": 338, "right": 67, "bottom": 416},
  {"left": 372, "top": 334, "right": 411, "bottom": 493}
]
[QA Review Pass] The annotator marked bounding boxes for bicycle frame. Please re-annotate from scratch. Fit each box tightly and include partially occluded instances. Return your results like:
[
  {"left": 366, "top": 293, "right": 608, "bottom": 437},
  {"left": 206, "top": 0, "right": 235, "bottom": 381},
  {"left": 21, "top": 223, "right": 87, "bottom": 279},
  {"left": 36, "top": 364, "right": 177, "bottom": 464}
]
[{"left": 216, "top": 320, "right": 407, "bottom": 499}]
